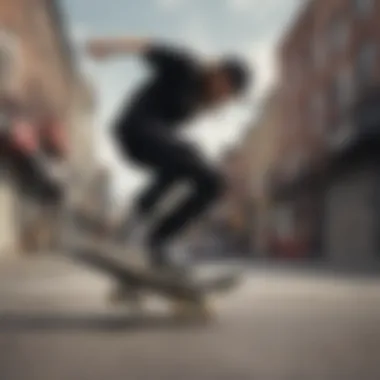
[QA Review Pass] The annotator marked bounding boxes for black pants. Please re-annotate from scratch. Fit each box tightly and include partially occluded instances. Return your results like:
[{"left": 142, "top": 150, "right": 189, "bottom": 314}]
[{"left": 115, "top": 116, "right": 224, "bottom": 249}]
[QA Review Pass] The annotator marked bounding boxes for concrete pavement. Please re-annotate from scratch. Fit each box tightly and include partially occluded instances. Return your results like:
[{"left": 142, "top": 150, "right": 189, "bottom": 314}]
[
  {"left": 0, "top": 256, "right": 380, "bottom": 379},
  {"left": 0, "top": 254, "right": 115, "bottom": 313}
]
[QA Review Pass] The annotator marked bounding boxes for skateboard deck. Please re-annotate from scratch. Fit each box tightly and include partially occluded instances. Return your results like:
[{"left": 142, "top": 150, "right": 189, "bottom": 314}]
[{"left": 62, "top": 238, "right": 241, "bottom": 304}]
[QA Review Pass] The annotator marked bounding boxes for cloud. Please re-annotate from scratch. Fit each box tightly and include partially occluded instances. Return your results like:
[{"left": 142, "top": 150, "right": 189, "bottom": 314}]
[
  {"left": 226, "top": 0, "right": 259, "bottom": 13},
  {"left": 247, "top": 36, "right": 278, "bottom": 100},
  {"left": 179, "top": 17, "right": 218, "bottom": 55},
  {"left": 69, "top": 23, "right": 90, "bottom": 44},
  {"left": 156, "top": 0, "right": 184, "bottom": 10},
  {"left": 67, "top": 22, "right": 100, "bottom": 79},
  {"left": 184, "top": 104, "right": 253, "bottom": 161},
  {"left": 96, "top": 135, "right": 148, "bottom": 205}
]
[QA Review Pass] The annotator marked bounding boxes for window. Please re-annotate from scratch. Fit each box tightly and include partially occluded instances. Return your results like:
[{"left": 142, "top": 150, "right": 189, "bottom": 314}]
[
  {"left": 0, "top": 49, "right": 11, "bottom": 91},
  {"left": 313, "top": 38, "right": 325, "bottom": 69},
  {"left": 310, "top": 92, "right": 325, "bottom": 133},
  {"left": 287, "top": 54, "right": 303, "bottom": 85},
  {"left": 327, "top": 69, "right": 354, "bottom": 141},
  {"left": 329, "top": 76, "right": 339, "bottom": 108},
  {"left": 328, "top": 15, "right": 349, "bottom": 54},
  {"left": 355, "top": 42, "right": 377, "bottom": 88},
  {"left": 336, "top": 65, "right": 353, "bottom": 112},
  {"left": 327, "top": 66, "right": 353, "bottom": 120},
  {"left": 353, "top": 0, "right": 373, "bottom": 16}
]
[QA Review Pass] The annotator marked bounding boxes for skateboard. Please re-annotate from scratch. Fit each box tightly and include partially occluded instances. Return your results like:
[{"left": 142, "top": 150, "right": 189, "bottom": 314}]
[{"left": 62, "top": 238, "right": 241, "bottom": 321}]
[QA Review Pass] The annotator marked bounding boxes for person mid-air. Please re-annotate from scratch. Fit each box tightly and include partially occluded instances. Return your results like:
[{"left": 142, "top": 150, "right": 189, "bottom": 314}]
[{"left": 86, "top": 36, "right": 252, "bottom": 272}]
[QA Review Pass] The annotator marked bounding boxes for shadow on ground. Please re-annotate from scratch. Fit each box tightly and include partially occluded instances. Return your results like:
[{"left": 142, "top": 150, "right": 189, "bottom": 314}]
[{"left": 0, "top": 311, "right": 215, "bottom": 333}]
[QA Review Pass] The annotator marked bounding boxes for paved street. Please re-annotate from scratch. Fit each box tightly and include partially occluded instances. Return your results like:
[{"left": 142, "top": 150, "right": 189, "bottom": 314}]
[{"left": 0, "top": 257, "right": 380, "bottom": 380}]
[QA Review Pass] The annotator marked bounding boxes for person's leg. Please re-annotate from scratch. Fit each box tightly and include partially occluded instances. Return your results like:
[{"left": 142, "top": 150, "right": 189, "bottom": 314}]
[
  {"left": 148, "top": 161, "right": 224, "bottom": 266},
  {"left": 119, "top": 170, "right": 179, "bottom": 241},
  {"left": 135, "top": 170, "right": 179, "bottom": 217},
  {"left": 115, "top": 118, "right": 224, "bottom": 267},
  {"left": 134, "top": 139, "right": 225, "bottom": 267},
  {"left": 114, "top": 118, "right": 181, "bottom": 239}
]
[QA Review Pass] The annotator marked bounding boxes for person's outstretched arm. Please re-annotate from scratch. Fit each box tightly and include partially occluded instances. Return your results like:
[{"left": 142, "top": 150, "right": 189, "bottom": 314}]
[
  {"left": 85, "top": 36, "right": 195, "bottom": 74},
  {"left": 85, "top": 37, "right": 152, "bottom": 60}
]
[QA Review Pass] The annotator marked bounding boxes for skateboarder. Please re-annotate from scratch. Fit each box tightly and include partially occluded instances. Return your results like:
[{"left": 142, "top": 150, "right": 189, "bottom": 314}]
[{"left": 86, "top": 37, "right": 252, "bottom": 271}]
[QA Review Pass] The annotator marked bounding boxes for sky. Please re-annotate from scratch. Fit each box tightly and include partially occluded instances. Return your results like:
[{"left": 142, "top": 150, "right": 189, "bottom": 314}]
[{"left": 61, "top": 0, "right": 301, "bottom": 205}]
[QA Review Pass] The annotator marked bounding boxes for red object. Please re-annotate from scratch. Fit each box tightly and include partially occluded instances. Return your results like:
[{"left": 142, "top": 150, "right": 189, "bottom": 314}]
[
  {"left": 271, "top": 236, "right": 308, "bottom": 259},
  {"left": 10, "top": 119, "right": 39, "bottom": 155}
]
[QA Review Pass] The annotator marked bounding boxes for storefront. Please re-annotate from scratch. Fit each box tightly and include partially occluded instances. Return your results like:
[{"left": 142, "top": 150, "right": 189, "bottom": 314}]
[
  {"left": 269, "top": 167, "right": 325, "bottom": 260},
  {"left": 322, "top": 87, "right": 380, "bottom": 267}
]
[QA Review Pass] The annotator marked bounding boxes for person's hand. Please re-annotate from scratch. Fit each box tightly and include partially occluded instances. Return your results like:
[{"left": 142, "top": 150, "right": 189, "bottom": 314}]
[{"left": 85, "top": 40, "right": 111, "bottom": 60}]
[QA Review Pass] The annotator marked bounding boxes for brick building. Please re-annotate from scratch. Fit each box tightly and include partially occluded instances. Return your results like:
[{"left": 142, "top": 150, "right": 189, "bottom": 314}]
[
  {"left": 0, "top": 0, "right": 87, "bottom": 255},
  {"left": 243, "top": 88, "right": 283, "bottom": 256},
  {"left": 198, "top": 88, "right": 284, "bottom": 257},
  {"left": 273, "top": 0, "right": 380, "bottom": 265},
  {"left": 0, "top": 0, "right": 75, "bottom": 115},
  {"left": 220, "top": 146, "right": 253, "bottom": 254}
]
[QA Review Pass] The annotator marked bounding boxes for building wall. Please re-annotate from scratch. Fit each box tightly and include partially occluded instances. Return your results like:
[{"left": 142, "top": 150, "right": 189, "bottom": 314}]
[
  {"left": 274, "top": 0, "right": 380, "bottom": 264},
  {"left": 0, "top": 0, "right": 77, "bottom": 255},
  {"left": 278, "top": 0, "right": 317, "bottom": 158},
  {"left": 244, "top": 89, "right": 282, "bottom": 255},
  {"left": 220, "top": 148, "right": 249, "bottom": 234},
  {"left": 279, "top": 0, "right": 380, "bottom": 158},
  {"left": 214, "top": 88, "right": 284, "bottom": 256},
  {"left": 0, "top": 0, "right": 73, "bottom": 115},
  {"left": 198, "top": 148, "right": 249, "bottom": 254},
  {"left": 323, "top": 160, "right": 378, "bottom": 265}
]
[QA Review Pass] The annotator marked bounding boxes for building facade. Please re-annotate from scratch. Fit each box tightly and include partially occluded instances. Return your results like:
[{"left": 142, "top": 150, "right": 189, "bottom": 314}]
[
  {"left": 200, "top": 89, "right": 284, "bottom": 257},
  {"left": 243, "top": 89, "right": 283, "bottom": 256},
  {"left": 0, "top": 0, "right": 74, "bottom": 115},
  {"left": 0, "top": 0, "right": 80, "bottom": 255},
  {"left": 220, "top": 147, "right": 253, "bottom": 255},
  {"left": 274, "top": 0, "right": 380, "bottom": 265}
]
